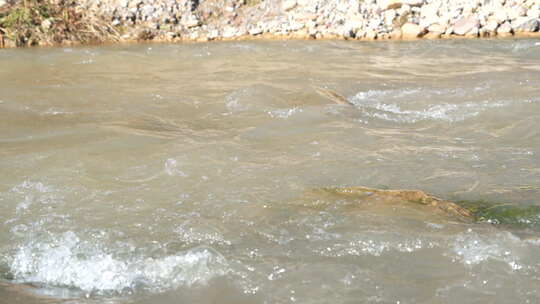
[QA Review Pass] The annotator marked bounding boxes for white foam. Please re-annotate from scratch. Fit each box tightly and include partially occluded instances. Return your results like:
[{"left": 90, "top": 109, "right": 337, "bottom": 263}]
[
  {"left": 9, "top": 231, "right": 228, "bottom": 293},
  {"left": 320, "top": 237, "right": 433, "bottom": 257},
  {"left": 451, "top": 231, "right": 523, "bottom": 269},
  {"left": 349, "top": 89, "right": 511, "bottom": 123},
  {"left": 267, "top": 107, "right": 303, "bottom": 119},
  {"left": 225, "top": 89, "right": 250, "bottom": 112},
  {"left": 10, "top": 181, "right": 58, "bottom": 215},
  {"left": 164, "top": 158, "right": 188, "bottom": 177}
]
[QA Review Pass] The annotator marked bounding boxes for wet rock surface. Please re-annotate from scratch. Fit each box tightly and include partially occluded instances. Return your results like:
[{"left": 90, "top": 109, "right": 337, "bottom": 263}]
[{"left": 317, "top": 186, "right": 540, "bottom": 228}]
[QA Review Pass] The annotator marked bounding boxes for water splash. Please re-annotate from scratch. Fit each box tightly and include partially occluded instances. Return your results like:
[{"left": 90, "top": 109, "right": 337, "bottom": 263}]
[
  {"left": 451, "top": 230, "right": 523, "bottom": 270},
  {"left": 8, "top": 231, "right": 228, "bottom": 294},
  {"left": 349, "top": 88, "right": 512, "bottom": 123}
]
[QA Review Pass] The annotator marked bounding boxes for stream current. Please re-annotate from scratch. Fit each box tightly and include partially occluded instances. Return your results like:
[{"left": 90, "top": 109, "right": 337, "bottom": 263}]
[{"left": 1, "top": 39, "right": 540, "bottom": 303}]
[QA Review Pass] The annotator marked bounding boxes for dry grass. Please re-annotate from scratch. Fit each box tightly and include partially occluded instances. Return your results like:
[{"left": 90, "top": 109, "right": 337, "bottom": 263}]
[{"left": 0, "top": 0, "right": 120, "bottom": 47}]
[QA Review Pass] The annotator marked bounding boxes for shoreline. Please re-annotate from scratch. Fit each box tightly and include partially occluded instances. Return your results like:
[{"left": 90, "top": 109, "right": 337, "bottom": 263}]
[
  {"left": 1, "top": 0, "right": 539, "bottom": 48},
  {"left": 2, "top": 28, "right": 540, "bottom": 50}
]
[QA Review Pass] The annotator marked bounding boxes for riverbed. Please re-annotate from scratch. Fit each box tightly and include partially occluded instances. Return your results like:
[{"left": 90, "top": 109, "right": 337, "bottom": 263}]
[{"left": 1, "top": 39, "right": 540, "bottom": 303}]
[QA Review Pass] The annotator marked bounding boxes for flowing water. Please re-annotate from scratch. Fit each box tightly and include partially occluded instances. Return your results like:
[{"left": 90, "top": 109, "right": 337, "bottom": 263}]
[{"left": 1, "top": 39, "right": 540, "bottom": 304}]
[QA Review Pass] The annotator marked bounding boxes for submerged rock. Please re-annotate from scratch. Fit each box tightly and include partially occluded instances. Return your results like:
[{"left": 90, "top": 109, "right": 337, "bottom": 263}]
[
  {"left": 315, "top": 186, "right": 540, "bottom": 228},
  {"left": 314, "top": 87, "right": 354, "bottom": 106},
  {"left": 316, "top": 186, "right": 473, "bottom": 218}
]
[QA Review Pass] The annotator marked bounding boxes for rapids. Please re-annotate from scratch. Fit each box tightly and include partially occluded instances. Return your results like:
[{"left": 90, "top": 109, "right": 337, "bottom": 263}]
[{"left": 1, "top": 39, "right": 540, "bottom": 303}]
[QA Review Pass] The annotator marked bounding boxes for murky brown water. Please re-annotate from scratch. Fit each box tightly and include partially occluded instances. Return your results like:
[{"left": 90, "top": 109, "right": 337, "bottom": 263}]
[{"left": 1, "top": 39, "right": 540, "bottom": 304}]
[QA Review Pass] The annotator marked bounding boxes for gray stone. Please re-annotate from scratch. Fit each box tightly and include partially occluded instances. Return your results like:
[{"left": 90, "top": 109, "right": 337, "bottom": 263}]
[
  {"left": 511, "top": 17, "right": 540, "bottom": 32},
  {"left": 466, "top": 26, "right": 479, "bottom": 37},
  {"left": 453, "top": 17, "right": 479, "bottom": 35},
  {"left": 401, "top": 22, "right": 426, "bottom": 38},
  {"left": 528, "top": 5, "right": 540, "bottom": 19},
  {"left": 208, "top": 29, "right": 219, "bottom": 40},
  {"left": 390, "top": 29, "right": 402, "bottom": 39},
  {"left": 483, "top": 19, "right": 500, "bottom": 32},
  {"left": 497, "top": 21, "right": 514, "bottom": 35},
  {"left": 364, "top": 29, "right": 378, "bottom": 39},
  {"left": 182, "top": 15, "right": 200, "bottom": 28},
  {"left": 492, "top": 9, "right": 509, "bottom": 23},
  {"left": 249, "top": 27, "right": 263, "bottom": 35},
  {"left": 283, "top": 0, "right": 297, "bottom": 11},
  {"left": 420, "top": 4, "right": 440, "bottom": 27},
  {"left": 384, "top": 9, "right": 397, "bottom": 26},
  {"left": 428, "top": 23, "right": 446, "bottom": 33},
  {"left": 222, "top": 26, "right": 238, "bottom": 38},
  {"left": 41, "top": 19, "right": 52, "bottom": 31},
  {"left": 141, "top": 5, "right": 155, "bottom": 18},
  {"left": 506, "top": 6, "right": 527, "bottom": 20}
]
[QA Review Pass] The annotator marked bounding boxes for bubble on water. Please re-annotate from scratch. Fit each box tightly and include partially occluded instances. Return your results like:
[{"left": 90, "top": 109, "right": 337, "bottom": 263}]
[
  {"left": 42, "top": 108, "right": 72, "bottom": 115},
  {"left": 10, "top": 181, "right": 59, "bottom": 215},
  {"left": 8, "top": 231, "right": 228, "bottom": 294},
  {"left": 225, "top": 89, "right": 250, "bottom": 112},
  {"left": 174, "top": 221, "right": 231, "bottom": 246},
  {"left": 164, "top": 158, "right": 188, "bottom": 177},
  {"left": 267, "top": 107, "right": 303, "bottom": 119},
  {"left": 319, "top": 237, "right": 432, "bottom": 257}
]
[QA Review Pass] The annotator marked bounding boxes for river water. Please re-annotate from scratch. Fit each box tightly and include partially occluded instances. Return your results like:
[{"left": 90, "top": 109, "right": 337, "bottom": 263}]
[{"left": 1, "top": 39, "right": 540, "bottom": 303}]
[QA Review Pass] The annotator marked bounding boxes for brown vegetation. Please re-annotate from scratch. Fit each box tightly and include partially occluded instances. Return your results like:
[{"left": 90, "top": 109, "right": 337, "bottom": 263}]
[{"left": 0, "top": 0, "right": 119, "bottom": 47}]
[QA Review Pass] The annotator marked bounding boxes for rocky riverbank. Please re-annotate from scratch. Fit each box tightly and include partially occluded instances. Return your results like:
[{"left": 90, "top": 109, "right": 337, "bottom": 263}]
[{"left": 1, "top": 0, "right": 539, "bottom": 47}]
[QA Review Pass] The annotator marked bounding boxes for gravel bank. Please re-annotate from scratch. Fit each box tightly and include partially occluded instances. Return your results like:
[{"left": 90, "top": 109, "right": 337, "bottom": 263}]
[{"left": 1, "top": 0, "right": 539, "bottom": 47}]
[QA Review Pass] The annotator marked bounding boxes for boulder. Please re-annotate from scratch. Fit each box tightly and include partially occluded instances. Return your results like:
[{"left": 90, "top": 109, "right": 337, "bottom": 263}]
[
  {"left": 428, "top": 23, "right": 446, "bottom": 33},
  {"left": 497, "top": 21, "right": 514, "bottom": 36},
  {"left": 316, "top": 186, "right": 540, "bottom": 227},
  {"left": 491, "top": 9, "right": 509, "bottom": 24},
  {"left": 282, "top": 0, "right": 297, "bottom": 11},
  {"left": 511, "top": 17, "right": 540, "bottom": 32},
  {"left": 343, "top": 18, "right": 363, "bottom": 37},
  {"left": 528, "top": 5, "right": 540, "bottom": 19},
  {"left": 248, "top": 27, "right": 263, "bottom": 35},
  {"left": 364, "top": 29, "right": 378, "bottom": 40},
  {"left": 181, "top": 15, "right": 200, "bottom": 28},
  {"left": 390, "top": 29, "right": 403, "bottom": 39},
  {"left": 384, "top": 9, "right": 397, "bottom": 26},
  {"left": 420, "top": 4, "right": 440, "bottom": 28},
  {"left": 401, "top": 22, "right": 426, "bottom": 38},
  {"left": 465, "top": 26, "right": 479, "bottom": 37},
  {"left": 424, "top": 31, "right": 442, "bottom": 39},
  {"left": 506, "top": 5, "right": 527, "bottom": 20},
  {"left": 453, "top": 17, "right": 479, "bottom": 35},
  {"left": 483, "top": 19, "right": 500, "bottom": 32}
]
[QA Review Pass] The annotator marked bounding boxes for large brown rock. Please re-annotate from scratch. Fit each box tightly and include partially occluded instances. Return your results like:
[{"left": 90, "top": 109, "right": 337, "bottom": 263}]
[{"left": 313, "top": 187, "right": 473, "bottom": 219}]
